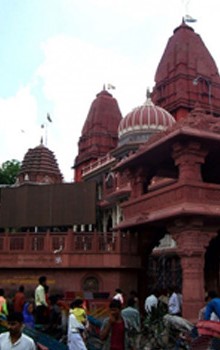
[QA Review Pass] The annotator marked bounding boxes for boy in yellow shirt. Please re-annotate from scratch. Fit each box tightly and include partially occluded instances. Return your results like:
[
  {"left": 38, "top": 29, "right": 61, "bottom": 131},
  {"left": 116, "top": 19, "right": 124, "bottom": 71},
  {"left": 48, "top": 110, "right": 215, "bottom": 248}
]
[{"left": 70, "top": 298, "right": 87, "bottom": 326}]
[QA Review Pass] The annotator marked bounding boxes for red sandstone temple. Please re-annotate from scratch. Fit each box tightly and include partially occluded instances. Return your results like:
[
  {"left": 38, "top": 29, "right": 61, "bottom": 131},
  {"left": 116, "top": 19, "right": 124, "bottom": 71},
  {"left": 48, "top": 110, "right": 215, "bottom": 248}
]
[{"left": 1, "top": 20, "right": 220, "bottom": 320}]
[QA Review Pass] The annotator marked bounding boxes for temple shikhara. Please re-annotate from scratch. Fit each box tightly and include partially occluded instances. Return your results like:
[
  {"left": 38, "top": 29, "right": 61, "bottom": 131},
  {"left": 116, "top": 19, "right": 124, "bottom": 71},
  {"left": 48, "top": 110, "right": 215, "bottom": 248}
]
[{"left": 1, "top": 20, "right": 220, "bottom": 321}]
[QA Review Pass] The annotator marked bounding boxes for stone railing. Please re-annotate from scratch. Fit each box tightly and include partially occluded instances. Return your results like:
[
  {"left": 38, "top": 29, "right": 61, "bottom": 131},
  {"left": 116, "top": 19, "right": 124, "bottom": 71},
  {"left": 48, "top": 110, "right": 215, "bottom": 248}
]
[
  {"left": 0, "top": 230, "right": 140, "bottom": 268},
  {"left": 82, "top": 154, "right": 115, "bottom": 176},
  {"left": 0, "top": 230, "right": 135, "bottom": 254}
]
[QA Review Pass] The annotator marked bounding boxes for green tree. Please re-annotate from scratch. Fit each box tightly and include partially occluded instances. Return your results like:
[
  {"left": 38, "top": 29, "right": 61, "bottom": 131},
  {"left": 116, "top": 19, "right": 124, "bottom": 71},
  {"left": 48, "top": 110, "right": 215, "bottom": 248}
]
[{"left": 0, "top": 159, "right": 21, "bottom": 185}]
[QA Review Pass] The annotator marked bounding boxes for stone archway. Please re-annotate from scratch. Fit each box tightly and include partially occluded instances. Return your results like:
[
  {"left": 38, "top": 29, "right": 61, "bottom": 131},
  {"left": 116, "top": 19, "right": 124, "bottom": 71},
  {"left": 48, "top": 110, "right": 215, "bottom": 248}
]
[{"left": 205, "top": 232, "right": 220, "bottom": 293}]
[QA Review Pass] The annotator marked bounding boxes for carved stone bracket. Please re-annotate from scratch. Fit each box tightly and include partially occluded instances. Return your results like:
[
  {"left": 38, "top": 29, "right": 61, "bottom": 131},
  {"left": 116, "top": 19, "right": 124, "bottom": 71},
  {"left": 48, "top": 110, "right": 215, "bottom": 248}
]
[{"left": 168, "top": 218, "right": 218, "bottom": 257}]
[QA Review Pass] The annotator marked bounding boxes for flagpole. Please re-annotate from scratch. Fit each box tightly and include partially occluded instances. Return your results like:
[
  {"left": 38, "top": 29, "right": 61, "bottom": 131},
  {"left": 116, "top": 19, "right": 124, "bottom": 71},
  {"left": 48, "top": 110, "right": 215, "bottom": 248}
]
[{"left": 45, "top": 113, "right": 52, "bottom": 146}]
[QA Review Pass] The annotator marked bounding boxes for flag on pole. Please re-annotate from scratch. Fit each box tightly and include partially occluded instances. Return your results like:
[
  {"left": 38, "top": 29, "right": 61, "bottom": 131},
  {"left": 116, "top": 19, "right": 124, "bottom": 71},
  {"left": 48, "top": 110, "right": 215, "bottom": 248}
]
[
  {"left": 184, "top": 14, "right": 197, "bottom": 23},
  {"left": 47, "top": 113, "right": 52, "bottom": 122},
  {"left": 107, "top": 83, "right": 116, "bottom": 90}
]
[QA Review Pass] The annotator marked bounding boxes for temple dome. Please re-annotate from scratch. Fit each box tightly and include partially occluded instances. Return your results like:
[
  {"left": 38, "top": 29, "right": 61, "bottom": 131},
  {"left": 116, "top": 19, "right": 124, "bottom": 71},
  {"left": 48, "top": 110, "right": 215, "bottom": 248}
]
[
  {"left": 118, "top": 96, "right": 176, "bottom": 146},
  {"left": 17, "top": 143, "right": 63, "bottom": 185}
]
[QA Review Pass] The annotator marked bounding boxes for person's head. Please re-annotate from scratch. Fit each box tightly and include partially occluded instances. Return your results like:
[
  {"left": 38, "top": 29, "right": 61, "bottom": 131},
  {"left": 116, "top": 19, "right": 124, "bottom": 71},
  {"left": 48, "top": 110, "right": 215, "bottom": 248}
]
[
  {"left": 126, "top": 297, "right": 135, "bottom": 308},
  {"left": 27, "top": 302, "right": 34, "bottom": 314},
  {"left": 7, "top": 312, "right": 24, "bottom": 336},
  {"left": 49, "top": 295, "right": 58, "bottom": 305},
  {"left": 207, "top": 290, "right": 218, "bottom": 300},
  {"left": 39, "top": 276, "right": 47, "bottom": 286},
  {"left": 0, "top": 288, "right": 5, "bottom": 297},
  {"left": 148, "top": 288, "right": 157, "bottom": 297},
  {"left": 109, "top": 299, "right": 122, "bottom": 320},
  {"left": 18, "top": 285, "right": 24, "bottom": 293},
  {"left": 168, "top": 286, "right": 176, "bottom": 295},
  {"left": 130, "top": 290, "right": 138, "bottom": 298},
  {"left": 24, "top": 301, "right": 34, "bottom": 315},
  {"left": 115, "top": 288, "right": 123, "bottom": 294},
  {"left": 70, "top": 298, "right": 83, "bottom": 309}
]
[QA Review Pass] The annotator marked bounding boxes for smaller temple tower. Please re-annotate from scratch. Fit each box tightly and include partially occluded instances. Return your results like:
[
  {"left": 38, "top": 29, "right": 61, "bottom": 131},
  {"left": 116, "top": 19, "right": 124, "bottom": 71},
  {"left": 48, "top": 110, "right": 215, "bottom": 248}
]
[
  {"left": 17, "top": 141, "right": 63, "bottom": 185},
  {"left": 74, "top": 88, "right": 122, "bottom": 182}
]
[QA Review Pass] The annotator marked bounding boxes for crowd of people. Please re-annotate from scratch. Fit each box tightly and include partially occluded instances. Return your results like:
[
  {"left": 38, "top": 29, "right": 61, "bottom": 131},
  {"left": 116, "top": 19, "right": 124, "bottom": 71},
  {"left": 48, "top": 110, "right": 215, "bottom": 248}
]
[
  {"left": 0, "top": 276, "right": 71, "bottom": 349},
  {"left": 0, "top": 280, "right": 142, "bottom": 350},
  {"left": 0, "top": 279, "right": 220, "bottom": 350}
]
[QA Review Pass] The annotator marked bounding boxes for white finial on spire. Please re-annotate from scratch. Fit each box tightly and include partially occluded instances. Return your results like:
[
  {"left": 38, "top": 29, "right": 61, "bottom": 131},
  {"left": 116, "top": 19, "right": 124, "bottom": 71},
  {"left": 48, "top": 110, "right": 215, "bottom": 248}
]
[{"left": 144, "top": 87, "right": 154, "bottom": 106}]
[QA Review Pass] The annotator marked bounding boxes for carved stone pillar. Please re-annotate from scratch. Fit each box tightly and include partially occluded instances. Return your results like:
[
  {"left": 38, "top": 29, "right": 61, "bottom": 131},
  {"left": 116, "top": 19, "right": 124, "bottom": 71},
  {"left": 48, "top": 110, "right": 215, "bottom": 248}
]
[
  {"left": 169, "top": 219, "right": 217, "bottom": 321},
  {"left": 172, "top": 141, "right": 208, "bottom": 181}
]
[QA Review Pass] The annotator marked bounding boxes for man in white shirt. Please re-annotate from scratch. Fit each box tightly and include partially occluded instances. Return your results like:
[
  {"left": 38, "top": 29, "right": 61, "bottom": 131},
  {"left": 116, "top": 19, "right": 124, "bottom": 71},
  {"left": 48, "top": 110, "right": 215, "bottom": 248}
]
[
  {"left": 144, "top": 291, "right": 158, "bottom": 313},
  {"left": 0, "top": 312, "right": 36, "bottom": 350},
  {"left": 35, "top": 275, "right": 48, "bottom": 324},
  {"left": 113, "top": 288, "right": 124, "bottom": 306},
  {"left": 168, "top": 287, "right": 181, "bottom": 316}
]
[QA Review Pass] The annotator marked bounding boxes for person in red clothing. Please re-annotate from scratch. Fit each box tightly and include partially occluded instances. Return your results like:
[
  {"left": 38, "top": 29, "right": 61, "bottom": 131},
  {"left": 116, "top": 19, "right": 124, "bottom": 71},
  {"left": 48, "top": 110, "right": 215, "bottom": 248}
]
[
  {"left": 100, "top": 299, "right": 130, "bottom": 350},
  {"left": 13, "top": 285, "right": 26, "bottom": 313}
]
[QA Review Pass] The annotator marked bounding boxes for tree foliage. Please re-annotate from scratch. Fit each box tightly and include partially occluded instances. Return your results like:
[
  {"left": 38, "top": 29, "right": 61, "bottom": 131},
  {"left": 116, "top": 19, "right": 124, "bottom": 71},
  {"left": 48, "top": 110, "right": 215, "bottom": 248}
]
[{"left": 0, "top": 159, "right": 21, "bottom": 185}]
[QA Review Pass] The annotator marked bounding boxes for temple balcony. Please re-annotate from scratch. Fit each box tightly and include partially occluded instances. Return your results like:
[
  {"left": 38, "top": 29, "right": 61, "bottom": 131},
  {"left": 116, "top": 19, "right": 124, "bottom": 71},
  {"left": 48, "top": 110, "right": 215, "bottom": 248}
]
[
  {"left": 0, "top": 230, "right": 140, "bottom": 268},
  {"left": 119, "top": 180, "right": 220, "bottom": 229}
]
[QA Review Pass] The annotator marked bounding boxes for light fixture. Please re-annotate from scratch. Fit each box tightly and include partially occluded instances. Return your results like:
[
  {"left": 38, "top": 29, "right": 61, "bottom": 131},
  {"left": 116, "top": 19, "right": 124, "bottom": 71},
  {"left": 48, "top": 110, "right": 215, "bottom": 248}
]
[{"left": 193, "top": 75, "right": 212, "bottom": 114}]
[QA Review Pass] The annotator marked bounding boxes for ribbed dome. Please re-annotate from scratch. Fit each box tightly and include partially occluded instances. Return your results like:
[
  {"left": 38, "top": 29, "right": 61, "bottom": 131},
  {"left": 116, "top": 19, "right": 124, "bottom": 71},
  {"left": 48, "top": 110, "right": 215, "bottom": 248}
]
[
  {"left": 118, "top": 97, "right": 175, "bottom": 145},
  {"left": 17, "top": 143, "right": 63, "bottom": 184}
]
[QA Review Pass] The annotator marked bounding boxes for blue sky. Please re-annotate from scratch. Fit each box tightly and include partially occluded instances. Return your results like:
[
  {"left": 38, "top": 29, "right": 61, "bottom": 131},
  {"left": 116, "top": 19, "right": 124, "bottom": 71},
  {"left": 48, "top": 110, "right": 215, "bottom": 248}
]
[{"left": 0, "top": 0, "right": 219, "bottom": 181}]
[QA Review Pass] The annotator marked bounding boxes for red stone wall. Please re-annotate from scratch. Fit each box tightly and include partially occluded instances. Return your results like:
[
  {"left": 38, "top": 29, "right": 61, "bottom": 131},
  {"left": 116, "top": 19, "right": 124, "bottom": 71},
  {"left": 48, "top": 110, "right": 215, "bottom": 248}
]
[{"left": 0, "top": 268, "right": 138, "bottom": 303}]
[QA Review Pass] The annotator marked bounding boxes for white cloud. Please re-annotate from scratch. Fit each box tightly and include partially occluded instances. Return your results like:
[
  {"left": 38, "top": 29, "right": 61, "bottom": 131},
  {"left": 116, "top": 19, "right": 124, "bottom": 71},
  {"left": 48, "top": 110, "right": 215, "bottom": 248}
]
[{"left": 0, "top": 86, "right": 40, "bottom": 166}]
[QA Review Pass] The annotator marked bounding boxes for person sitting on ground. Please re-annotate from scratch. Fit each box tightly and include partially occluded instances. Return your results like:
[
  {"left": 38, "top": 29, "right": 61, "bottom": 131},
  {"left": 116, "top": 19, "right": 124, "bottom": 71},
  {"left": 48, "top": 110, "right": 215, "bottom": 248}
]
[
  {"left": 100, "top": 299, "right": 131, "bottom": 350},
  {"left": 0, "top": 312, "right": 36, "bottom": 349},
  {"left": 13, "top": 285, "right": 26, "bottom": 313},
  {"left": 23, "top": 300, "right": 35, "bottom": 329}
]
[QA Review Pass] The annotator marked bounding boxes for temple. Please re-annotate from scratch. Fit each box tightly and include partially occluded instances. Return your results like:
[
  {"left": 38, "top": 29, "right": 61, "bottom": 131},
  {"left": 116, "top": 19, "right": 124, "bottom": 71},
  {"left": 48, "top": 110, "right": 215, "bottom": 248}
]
[{"left": 0, "top": 20, "right": 220, "bottom": 321}]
